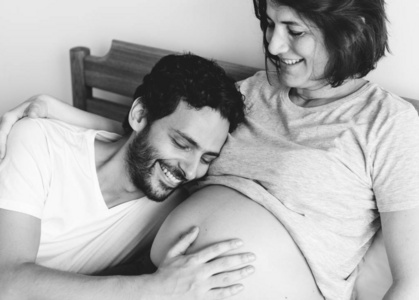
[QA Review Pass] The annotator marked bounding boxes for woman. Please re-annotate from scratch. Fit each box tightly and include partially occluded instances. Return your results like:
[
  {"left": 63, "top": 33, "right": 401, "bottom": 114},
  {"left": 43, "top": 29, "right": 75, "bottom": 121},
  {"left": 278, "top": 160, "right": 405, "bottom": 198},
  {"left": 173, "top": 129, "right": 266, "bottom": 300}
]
[{"left": 1, "top": 0, "right": 419, "bottom": 299}]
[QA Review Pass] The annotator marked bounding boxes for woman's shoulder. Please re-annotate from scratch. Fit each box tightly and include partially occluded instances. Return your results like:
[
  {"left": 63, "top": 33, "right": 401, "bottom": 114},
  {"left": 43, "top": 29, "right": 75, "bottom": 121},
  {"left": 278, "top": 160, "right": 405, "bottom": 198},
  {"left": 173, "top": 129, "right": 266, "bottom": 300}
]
[
  {"left": 237, "top": 71, "right": 285, "bottom": 105},
  {"left": 237, "top": 70, "right": 267, "bottom": 92},
  {"left": 346, "top": 82, "right": 417, "bottom": 124},
  {"left": 362, "top": 82, "right": 415, "bottom": 113},
  {"left": 346, "top": 83, "right": 419, "bottom": 146}
]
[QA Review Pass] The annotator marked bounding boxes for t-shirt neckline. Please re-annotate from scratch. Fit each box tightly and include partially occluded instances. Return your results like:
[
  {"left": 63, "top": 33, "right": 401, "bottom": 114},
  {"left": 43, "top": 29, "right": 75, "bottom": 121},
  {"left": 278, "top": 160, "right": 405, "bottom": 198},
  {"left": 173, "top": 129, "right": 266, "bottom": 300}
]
[{"left": 280, "top": 81, "right": 374, "bottom": 112}]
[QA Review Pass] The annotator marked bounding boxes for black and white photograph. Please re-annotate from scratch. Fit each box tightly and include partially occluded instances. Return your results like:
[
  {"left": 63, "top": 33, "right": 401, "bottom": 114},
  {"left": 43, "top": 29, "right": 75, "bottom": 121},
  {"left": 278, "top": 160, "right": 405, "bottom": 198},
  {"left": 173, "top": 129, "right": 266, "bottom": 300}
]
[{"left": 0, "top": 0, "right": 419, "bottom": 299}]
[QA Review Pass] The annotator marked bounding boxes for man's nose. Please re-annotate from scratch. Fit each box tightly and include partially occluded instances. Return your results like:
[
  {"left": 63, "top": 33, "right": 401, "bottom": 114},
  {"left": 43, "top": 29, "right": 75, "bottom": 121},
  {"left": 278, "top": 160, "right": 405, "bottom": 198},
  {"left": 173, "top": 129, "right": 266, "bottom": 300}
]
[{"left": 179, "top": 157, "right": 200, "bottom": 181}]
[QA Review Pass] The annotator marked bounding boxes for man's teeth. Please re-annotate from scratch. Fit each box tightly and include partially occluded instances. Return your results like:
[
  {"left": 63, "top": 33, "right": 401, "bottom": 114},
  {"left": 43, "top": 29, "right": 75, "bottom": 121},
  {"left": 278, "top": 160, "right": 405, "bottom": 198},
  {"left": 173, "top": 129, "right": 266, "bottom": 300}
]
[
  {"left": 161, "top": 165, "right": 181, "bottom": 184},
  {"left": 281, "top": 58, "right": 303, "bottom": 65}
]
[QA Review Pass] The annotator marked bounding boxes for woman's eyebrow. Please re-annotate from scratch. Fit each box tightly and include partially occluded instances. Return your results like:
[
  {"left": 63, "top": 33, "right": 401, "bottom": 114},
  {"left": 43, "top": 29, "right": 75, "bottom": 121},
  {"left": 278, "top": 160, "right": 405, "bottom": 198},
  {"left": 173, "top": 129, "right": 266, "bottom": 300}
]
[
  {"left": 266, "top": 14, "right": 303, "bottom": 27},
  {"left": 282, "top": 20, "right": 302, "bottom": 26}
]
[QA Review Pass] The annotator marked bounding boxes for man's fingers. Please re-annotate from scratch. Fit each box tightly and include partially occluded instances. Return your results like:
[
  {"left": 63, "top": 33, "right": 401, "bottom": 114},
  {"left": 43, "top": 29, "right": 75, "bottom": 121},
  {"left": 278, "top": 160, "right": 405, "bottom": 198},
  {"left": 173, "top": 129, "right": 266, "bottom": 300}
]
[
  {"left": 205, "top": 265, "right": 255, "bottom": 299},
  {"left": 209, "top": 253, "right": 256, "bottom": 275},
  {"left": 24, "top": 101, "right": 48, "bottom": 119},
  {"left": 210, "top": 264, "right": 255, "bottom": 288},
  {"left": 189, "top": 239, "right": 245, "bottom": 264},
  {"left": 166, "top": 226, "right": 200, "bottom": 258},
  {"left": 207, "top": 284, "right": 245, "bottom": 300}
]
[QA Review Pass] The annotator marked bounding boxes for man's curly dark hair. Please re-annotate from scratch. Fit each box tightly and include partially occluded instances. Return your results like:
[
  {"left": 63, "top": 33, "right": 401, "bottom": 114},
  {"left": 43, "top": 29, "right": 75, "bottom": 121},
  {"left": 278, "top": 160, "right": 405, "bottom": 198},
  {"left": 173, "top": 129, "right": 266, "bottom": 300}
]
[{"left": 122, "top": 53, "right": 245, "bottom": 134}]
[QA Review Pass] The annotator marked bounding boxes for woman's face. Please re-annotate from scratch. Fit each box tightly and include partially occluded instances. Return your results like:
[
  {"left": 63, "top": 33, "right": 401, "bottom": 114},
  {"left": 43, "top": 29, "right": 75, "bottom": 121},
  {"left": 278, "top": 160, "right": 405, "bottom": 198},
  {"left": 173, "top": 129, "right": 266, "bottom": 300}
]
[{"left": 265, "top": 3, "right": 329, "bottom": 90}]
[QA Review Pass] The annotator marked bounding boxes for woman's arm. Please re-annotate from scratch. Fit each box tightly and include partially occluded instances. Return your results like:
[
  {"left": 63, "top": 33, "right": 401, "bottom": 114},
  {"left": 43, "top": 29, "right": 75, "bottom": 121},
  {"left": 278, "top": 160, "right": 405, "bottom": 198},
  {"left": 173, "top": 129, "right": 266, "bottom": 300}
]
[
  {"left": 0, "top": 94, "right": 122, "bottom": 159},
  {"left": 381, "top": 206, "right": 419, "bottom": 300}
]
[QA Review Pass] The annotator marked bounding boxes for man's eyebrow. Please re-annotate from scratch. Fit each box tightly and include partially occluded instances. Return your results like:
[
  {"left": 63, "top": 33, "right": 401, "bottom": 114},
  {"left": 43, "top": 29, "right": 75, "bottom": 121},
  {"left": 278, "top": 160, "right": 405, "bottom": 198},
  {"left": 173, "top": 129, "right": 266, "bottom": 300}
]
[{"left": 174, "top": 130, "right": 220, "bottom": 157}]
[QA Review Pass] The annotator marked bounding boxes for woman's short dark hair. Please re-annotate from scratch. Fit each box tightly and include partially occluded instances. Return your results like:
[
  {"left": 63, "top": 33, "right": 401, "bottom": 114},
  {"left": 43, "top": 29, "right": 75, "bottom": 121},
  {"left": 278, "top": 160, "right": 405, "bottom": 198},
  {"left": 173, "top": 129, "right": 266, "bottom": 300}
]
[
  {"left": 253, "top": 0, "right": 390, "bottom": 87},
  {"left": 122, "top": 53, "right": 245, "bottom": 134}
]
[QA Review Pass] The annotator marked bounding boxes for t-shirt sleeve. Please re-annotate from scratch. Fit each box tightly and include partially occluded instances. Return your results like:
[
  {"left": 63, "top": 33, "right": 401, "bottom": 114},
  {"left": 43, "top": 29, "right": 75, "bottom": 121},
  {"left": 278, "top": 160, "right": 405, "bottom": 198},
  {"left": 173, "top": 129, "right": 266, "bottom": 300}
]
[
  {"left": 0, "top": 119, "right": 51, "bottom": 218},
  {"left": 237, "top": 71, "right": 267, "bottom": 107},
  {"left": 371, "top": 108, "right": 419, "bottom": 212}
]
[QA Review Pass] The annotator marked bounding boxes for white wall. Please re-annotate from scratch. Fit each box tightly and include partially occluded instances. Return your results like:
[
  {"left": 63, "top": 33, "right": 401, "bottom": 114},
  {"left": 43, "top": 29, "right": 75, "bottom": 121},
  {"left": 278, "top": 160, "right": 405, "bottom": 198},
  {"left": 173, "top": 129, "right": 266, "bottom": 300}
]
[
  {"left": 1, "top": 0, "right": 418, "bottom": 115},
  {"left": 366, "top": 0, "right": 419, "bottom": 101}
]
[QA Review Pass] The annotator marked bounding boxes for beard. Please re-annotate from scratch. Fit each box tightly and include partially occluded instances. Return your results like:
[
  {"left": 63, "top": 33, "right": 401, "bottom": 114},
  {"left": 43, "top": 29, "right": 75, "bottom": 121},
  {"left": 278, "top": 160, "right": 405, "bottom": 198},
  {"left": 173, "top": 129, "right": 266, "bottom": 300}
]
[{"left": 125, "top": 126, "right": 185, "bottom": 202}]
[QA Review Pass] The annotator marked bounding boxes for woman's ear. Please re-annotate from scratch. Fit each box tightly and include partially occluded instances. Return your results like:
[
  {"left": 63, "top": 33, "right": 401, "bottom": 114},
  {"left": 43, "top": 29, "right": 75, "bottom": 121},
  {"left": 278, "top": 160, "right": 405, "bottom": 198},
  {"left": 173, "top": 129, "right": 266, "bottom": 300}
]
[{"left": 128, "top": 98, "right": 148, "bottom": 132}]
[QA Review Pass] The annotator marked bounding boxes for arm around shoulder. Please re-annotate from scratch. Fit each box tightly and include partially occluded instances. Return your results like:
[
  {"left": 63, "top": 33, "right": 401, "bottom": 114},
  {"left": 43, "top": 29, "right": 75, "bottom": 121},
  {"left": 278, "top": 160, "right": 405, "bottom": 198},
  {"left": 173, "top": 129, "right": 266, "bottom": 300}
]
[
  {"left": 0, "top": 94, "right": 122, "bottom": 160},
  {"left": 35, "top": 94, "right": 123, "bottom": 134}
]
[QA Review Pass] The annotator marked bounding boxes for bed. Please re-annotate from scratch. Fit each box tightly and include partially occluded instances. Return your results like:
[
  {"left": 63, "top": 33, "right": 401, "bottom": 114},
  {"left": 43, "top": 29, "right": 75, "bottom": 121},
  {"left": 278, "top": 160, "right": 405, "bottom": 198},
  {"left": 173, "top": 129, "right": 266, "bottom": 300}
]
[
  {"left": 70, "top": 39, "right": 260, "bottom": 122},
  {"left": 70, "top": 39, "right": 418, "bottom": 120},
  {"left": 68, "top": 39, "right": 418, "bottom": 300}
]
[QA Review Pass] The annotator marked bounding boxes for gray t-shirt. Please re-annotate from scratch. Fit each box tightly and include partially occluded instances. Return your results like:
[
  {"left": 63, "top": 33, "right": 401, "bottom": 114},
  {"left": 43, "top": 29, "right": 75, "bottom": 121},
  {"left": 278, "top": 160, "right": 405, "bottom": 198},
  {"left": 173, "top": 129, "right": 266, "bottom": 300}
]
[{"left": 197, "top": 71, "right": 419, "bottom": 300}]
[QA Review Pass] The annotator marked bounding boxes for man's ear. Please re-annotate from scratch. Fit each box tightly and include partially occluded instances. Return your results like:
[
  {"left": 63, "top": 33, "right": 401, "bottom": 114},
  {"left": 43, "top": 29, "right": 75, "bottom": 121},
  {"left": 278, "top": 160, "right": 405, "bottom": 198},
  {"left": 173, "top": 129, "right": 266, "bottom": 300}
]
[{"left": 128, "top": 98, "right": 148, "bottom": 132}]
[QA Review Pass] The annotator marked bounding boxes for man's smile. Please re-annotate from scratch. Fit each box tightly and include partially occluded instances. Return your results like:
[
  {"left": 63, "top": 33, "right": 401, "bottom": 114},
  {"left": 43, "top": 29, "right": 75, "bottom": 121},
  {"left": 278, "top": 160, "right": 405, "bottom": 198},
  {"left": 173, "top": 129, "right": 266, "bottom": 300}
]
[{"left": 158, "top": 162, "right": 183, "bottom": 187}]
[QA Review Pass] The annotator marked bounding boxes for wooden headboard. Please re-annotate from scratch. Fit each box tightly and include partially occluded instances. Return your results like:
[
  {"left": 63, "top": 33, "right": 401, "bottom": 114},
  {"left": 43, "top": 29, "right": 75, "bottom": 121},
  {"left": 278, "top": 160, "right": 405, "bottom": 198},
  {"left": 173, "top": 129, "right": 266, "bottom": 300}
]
[
  {"left": 70, "top": 39, "right": 418, "bottom": 120},
  {"left": 70, "top": 39, "right": 260, "bottom": 122}
]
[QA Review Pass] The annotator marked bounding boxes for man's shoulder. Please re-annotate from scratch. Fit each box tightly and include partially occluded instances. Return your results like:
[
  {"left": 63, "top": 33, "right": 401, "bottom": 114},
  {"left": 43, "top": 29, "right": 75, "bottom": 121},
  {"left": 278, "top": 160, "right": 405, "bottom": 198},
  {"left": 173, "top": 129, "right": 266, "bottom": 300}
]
[
  {"left": 11, "top": 118, "right": 90, "bottom": 142},
  {"left": 8, "top": 119, "right": 89, "bottom": 158},
  {"left": 1, "top": 119, "right": 54, "bottom": 219},
  {"left": 9, "top": 118, "right": 47, "bottom": 145}
]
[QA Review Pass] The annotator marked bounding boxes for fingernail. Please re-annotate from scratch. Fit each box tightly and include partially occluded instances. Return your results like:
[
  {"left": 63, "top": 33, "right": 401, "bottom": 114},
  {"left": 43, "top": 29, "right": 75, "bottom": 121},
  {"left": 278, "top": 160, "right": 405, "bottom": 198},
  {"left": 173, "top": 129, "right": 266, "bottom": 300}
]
[
  {"left": 246, "top": 266, "right": 255, "bottom": 274},
  {"left": 234, "top": 240, "right": 243, "bottom": 247},
  {"left": 234, "top": 284, "right": 244, "bottom": 292},
  {"left": 247, "top": 253, "right": 256, "bottom": 262}
]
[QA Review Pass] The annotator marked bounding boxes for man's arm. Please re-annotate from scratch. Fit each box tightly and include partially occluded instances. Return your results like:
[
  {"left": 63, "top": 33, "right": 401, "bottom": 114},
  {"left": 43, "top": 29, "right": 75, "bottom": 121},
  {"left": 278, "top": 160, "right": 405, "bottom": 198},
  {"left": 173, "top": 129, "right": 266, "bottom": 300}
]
[
  {"left": 0, "top": 209, "right": 255, "bottom": 300},
  {"left": 381, "top": 206, "right": 419, "bottom": 300},
  {"left": 0, "top": 209, "right": 132, "bottom": 300}
]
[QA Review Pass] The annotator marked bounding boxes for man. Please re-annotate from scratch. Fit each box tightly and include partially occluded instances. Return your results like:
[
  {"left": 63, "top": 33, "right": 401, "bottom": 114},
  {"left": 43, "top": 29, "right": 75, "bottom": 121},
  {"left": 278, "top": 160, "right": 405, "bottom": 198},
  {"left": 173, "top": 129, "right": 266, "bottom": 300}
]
[{"left": 0, "top": 54, "right": 256, "bottom": 299}]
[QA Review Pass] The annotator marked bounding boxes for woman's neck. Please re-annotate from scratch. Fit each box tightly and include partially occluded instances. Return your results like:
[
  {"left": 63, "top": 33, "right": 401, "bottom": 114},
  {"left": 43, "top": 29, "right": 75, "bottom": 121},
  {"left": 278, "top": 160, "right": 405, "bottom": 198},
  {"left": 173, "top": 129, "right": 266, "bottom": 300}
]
[{"left": 289, "top": 79, "right": 367, "bottom": 108}]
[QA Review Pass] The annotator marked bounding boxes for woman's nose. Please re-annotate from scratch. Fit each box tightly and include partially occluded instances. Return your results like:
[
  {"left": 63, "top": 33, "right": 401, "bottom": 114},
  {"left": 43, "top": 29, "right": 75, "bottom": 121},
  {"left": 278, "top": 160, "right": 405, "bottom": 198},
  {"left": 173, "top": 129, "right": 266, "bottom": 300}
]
[{"left": 267, "top": 28, "right": 289, "bottom": 56}]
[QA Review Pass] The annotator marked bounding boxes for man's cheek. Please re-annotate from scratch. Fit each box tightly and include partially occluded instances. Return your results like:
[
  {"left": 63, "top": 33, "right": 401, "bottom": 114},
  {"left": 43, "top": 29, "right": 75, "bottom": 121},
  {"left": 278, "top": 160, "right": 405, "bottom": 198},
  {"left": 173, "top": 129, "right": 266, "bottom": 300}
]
[{"left": 196, "top": 166, "right": 210, "bottom": 180}]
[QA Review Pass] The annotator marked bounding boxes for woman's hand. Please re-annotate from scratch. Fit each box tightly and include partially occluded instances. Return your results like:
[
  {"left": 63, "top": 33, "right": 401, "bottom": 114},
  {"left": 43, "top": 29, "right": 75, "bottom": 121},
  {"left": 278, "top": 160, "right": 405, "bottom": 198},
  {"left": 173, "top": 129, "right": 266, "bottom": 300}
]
[
  {"left": 0, "top": 94, "right": 49, "bottom": 160},
  {"left": 149, "top": 226, "right": 256, "bottom": 300}
]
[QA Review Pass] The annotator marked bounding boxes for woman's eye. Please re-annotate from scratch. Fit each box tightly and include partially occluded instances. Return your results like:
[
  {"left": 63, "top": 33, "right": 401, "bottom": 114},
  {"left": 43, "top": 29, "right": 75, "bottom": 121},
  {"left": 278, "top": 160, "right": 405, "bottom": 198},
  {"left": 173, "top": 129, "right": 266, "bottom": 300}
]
[{"left": 289, "top": 30, "right": 305, "bottom": 37}]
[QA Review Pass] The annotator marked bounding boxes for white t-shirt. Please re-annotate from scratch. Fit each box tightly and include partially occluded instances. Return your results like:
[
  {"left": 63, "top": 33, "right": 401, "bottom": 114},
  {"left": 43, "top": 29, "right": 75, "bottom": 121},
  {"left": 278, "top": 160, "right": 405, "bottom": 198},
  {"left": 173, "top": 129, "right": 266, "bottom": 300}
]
[
  {"left": 0, "top": 118, "right": 181, "bottom": 274},
  {"left": 196, "top": 72, "right": 419, "bottom": 299}
]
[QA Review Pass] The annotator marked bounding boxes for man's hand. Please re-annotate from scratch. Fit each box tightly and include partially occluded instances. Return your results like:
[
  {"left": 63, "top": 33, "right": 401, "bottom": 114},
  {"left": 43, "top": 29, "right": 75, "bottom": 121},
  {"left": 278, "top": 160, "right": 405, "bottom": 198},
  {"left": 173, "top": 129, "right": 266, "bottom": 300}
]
[
  {"left": 0, "top": 95, "right": 48, "bottom": 160},
  {"left": 148, "top": 226, "right": 256, "bottom": 300}
]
